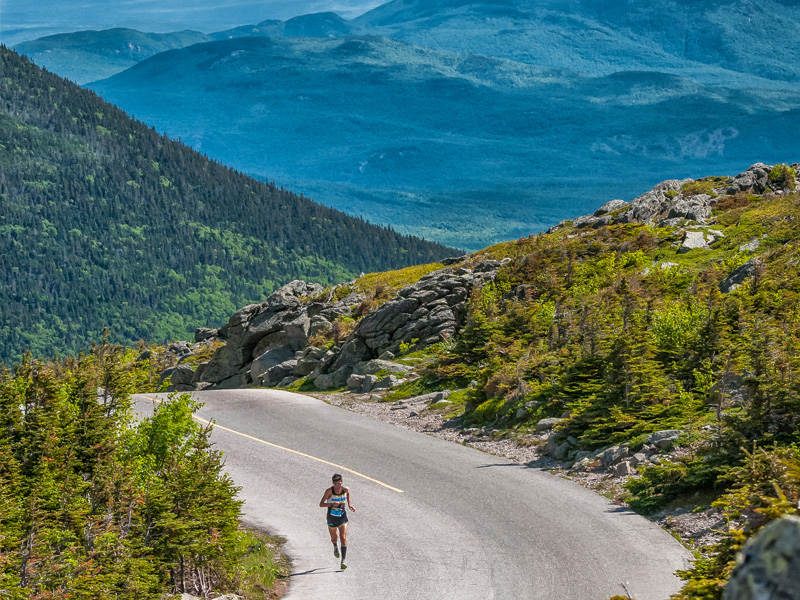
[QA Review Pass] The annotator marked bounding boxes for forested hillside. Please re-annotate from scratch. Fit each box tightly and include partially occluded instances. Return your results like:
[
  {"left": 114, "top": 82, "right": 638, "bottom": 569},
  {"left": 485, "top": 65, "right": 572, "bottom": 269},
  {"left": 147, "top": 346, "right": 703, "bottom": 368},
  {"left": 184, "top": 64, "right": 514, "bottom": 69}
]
[
  {"left": 0, "top": 47, "right": 456, "bottom": 364},
  {"left": 0, "top": 344, "right": 286, "bottom": 598}
]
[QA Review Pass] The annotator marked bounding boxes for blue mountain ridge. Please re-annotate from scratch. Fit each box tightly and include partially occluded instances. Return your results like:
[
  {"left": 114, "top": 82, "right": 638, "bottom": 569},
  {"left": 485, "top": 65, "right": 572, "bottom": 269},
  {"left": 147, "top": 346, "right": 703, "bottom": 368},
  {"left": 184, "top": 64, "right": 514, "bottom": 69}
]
[
  {"left": 87, "top": 35, "right": 800, "bottom": 250},
  {"left": 354, "top": 0, "right": 800, "bottom": 85}
]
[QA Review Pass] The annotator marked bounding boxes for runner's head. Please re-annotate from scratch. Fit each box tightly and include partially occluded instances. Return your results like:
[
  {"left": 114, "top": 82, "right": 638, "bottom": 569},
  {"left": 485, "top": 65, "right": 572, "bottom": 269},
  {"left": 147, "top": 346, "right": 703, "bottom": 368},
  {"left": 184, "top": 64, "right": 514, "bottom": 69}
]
[{"left": 332, "top": 473, "right": 343, "bottom": 486}]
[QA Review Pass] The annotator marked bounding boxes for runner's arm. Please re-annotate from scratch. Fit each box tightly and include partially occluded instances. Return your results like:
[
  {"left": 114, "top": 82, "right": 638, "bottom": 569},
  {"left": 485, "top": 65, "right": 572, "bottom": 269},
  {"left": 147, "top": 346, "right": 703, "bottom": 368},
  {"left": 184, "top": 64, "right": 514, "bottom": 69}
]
[
  {"left": 346, "top": 488, "right": 355, "bottom": 512},
  {"left": 319, "top": 488, "right": 332, "bottom": 508}
]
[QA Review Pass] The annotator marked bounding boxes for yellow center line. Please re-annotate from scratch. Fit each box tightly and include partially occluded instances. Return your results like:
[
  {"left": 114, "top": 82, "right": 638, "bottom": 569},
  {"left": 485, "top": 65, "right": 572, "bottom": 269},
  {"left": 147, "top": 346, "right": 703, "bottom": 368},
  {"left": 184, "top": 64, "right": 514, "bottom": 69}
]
[{"left": 142, "top": 395, "right": 404, "bottom": 493}]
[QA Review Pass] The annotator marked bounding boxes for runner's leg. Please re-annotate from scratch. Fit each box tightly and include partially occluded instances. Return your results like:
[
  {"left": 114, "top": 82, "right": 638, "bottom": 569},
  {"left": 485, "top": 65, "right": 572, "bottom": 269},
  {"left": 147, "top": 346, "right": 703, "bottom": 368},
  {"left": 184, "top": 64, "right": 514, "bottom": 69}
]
[
  {"left": 329, "top": 525, "right": 339, "bottom": 548},
  {"left": 339, "top": 523, "right": 348, "bottom": 567}
]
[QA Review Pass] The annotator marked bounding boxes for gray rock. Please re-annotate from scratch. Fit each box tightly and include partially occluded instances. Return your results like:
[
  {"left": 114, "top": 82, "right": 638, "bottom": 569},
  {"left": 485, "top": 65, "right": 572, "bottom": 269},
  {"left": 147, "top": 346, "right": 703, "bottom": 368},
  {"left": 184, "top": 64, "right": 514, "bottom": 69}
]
[
  {"left": 259, "top": 359, "right": 298, "bottom": 386},
  {"left": 353, "top": 359, "right": 414, "bottom": 376},
  {"left": 252, "top": 331, "right": 290, "bottom": 358},
  {"left": 738, "top": 238, "right": 762, "bottom": 253},
  {"left": 371, "top": 375, "right": 402, "bottom": 390},
  {"left": 678, "top": 230, "right": 712, "bottom": 253},
  {"left": 241, "top": 310, "right": 298, "bottom": 354},
  {"left": 667, "top": 195, "right": 714, "bottom": 223},
  {"left": 264, "top": 280, "right": 323, "bottom": 311},
  {"left": 594, "top": 199, "right": 628, "bottom": 216},
  {"left": 215, "top": 373, "right": 248, "bottom": 389},
  {"left": 361, "top": 374, "right": 378, "bottom": 393},
  {"left": 347, "top": 374, "right": 366, "bottom": 391},
  {"left": 356, "top": 297, "right": 419, "bottom": 338},
  {"left": 330, "top": 337, "right": 371, "bottom": 372},
  {"left": 553, "top": 441, "right": 572, "bottom": 461},
  {"left": 535, "top": 417, "right": 566, "bottom": 432},
  {"left": 723, "top": 515, "right": 800, "bottom": 600},
  {"left": 474, "top": 260, "right": 502, "bottom": 273},
  {"left": 726, "top": 162, "right": 772, "bottom": 195},
  {"left": 596, "top": 445, "right": 630, "bottom": 467},
  {"left": 571, "top": 214, "right": 601, "bottom": 229},
  {"left": 294, "top": 356, "right": 321, "bottom": 377},
  {"left": 616, "top": 178, "right": 693, "bottom": 225},
  {"left": 284, "top": 313, "right": 311, "bottom": 350},
  {"left": 613, "top": 461, "right": 633, "bottom": 477},
  {"left": 159, "top": 364, "right": 197, "bottom": 390},
  {"left": 629, "top": 453, "right": 649, "bottom": 467},
  {"left": 278, "top": 376, "right": 299, "bottom": 388},
  {"left": 309, "top": 315, "right": 333, "bottom": 337},
  {"left": 660, "top": 261, "right": 679, "bottom": 270},
  {"left": 379, "top": 351, "right": 396, "bottom": 360},
  {"left": 573, "top": 450, "right": 593, "bottom": 461},
  {"left": 251, "top": 346, "right": 295, "bottom": 382},
  {"left": 720, "top": 258, "right": 763, "bottom": 293},
  {"left": 314, "top": 365, "right": 353, "bottom": 390},
  {"left": 441, "top": 255, "right": 468, "bottom": 265},
  {"left": 195, "top": 327, "right": 219, "bottom": 342},
  {"left": 647, "top": 430, "right": 683, "bottom": 450}
]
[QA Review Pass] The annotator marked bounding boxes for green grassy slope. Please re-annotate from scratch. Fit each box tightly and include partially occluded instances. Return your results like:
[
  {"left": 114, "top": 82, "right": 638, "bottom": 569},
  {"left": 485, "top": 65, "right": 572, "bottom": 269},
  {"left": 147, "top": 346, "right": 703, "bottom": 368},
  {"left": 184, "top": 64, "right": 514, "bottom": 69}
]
[{"left": 0, "top": 47, "right": 458, "bottom": 364}]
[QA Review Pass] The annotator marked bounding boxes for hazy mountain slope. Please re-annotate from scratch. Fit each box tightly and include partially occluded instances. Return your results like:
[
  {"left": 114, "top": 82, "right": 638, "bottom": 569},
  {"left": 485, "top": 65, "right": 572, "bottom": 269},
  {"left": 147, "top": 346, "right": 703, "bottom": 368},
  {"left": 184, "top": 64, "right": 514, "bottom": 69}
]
[
  {"left": 1, "top": 0, "right": 382, "bottom": 46},
  {"left": 14, "top": 28, "right": 215, "bottom": 84},
  {"left": 211, "top": 12, "right": 362, "bottom": 40},
  {"left": 14, "top": 13, "right": 365, "bottom": 84},
  {"left": 354, "top": 0, "right": 800, "bottom": 84},
  {"left": 88, "top": 35, "right": 800, "bottom": 249},
  {"left": 0, "top": 48, "right": 455, "bottom": 363}
]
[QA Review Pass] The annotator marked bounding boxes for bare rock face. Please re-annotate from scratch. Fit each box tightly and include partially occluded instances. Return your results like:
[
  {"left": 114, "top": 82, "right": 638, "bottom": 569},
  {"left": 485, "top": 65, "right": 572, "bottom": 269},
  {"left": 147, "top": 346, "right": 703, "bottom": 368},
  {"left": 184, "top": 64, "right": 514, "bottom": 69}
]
[
  {"left": 723, "top": 515, "right": 800, "bottom": 600},
  {"left": 615, "top": 179, "right": 692, "bottom": 225},
  {"left": 726, "top": 163, "right": 772, "bottom": 195},
  {"left": 720, "top": 258, "right": 763, "bottom": 293},
  {"left": 192, "top": 259, "right": 507, "bottom": 389},
  {"left": 200, "top": 280, "right": 321, "bottom": 387},
  {"left": 158, "top": 364, "right": 196, "bottom": 391}
]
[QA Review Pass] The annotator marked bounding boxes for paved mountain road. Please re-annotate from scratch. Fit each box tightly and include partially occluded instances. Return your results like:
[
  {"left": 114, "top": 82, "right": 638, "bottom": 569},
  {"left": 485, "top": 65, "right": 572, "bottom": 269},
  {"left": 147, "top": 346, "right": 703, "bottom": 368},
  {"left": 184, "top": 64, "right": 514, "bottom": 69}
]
[{"left": 133, "top": 389, "right": 690, "bottom": 600}]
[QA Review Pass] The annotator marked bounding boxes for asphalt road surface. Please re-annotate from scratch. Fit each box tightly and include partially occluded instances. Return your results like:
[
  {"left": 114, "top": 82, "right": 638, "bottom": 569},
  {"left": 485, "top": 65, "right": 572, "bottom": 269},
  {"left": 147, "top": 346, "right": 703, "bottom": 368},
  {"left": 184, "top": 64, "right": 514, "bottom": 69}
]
[{"left": 133, "top": 389, "right": 691, "bottom": 600}]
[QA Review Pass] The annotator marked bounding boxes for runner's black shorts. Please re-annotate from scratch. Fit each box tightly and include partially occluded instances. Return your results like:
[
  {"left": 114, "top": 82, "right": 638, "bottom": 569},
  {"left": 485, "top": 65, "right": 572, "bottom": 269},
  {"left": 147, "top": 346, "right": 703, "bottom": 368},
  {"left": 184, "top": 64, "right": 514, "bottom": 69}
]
[{"left": 327, "top": 513, "right": 348, "bottom": 528}]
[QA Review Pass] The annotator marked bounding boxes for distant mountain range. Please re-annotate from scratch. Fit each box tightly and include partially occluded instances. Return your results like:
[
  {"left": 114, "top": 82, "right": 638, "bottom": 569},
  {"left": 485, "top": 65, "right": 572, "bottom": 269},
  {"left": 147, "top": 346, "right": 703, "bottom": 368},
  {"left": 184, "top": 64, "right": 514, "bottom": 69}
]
[
  {"left": 354, "top": 0, "right": 800, "bottom": 83},
  {"left": 10, "top": 0, "right": 800, "bottom": 249},
  {"left": 0, "top": 48, "right": 455, "bottom": 363},
  {"left": 1, "top": 0, "right": 381, "bottom": 46},
  {"left": 87, "top": 34, "right": 800, "bottom": 249}
]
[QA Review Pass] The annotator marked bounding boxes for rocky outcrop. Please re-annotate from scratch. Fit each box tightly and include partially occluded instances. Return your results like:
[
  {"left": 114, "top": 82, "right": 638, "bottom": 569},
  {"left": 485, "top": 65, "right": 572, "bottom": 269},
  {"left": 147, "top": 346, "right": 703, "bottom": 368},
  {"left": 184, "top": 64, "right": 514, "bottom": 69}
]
[
  {"left": 553, "top": 162, "right": 795, "bottom": 234},
  {"left": 193, "top": 280, "right": 324, "bottom": 388},
  {"left": 725, "top": 162, "right": 771, "bottom": 195},
  {"left": 723, "top": 515, "right": 800, "bottom": 600},
  {"left": 161, "top": 260, "right": 507, "bottom": 391}
]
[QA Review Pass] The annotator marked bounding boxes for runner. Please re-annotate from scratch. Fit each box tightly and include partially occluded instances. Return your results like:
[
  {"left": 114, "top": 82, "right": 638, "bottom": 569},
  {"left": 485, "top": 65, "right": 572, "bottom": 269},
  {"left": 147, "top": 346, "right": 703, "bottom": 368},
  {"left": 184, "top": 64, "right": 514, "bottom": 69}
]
[{"left": 320, "top": 473, "right": 355, "bottom": 570}]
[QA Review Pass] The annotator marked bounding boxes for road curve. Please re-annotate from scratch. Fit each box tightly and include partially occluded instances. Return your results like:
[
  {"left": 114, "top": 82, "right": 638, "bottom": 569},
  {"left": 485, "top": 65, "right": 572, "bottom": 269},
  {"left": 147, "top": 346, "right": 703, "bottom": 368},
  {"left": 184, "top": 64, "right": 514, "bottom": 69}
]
[{"left": 134, "top": 389, "right": 691, "bottom": 600}]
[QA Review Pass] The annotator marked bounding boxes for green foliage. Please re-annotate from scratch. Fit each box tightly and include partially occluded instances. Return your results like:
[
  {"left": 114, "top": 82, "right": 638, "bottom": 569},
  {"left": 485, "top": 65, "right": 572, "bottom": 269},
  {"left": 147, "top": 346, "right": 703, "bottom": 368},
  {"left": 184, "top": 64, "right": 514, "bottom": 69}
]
[
  {"left": 670, "top": 446, "right": 800, "bottom": 599},
  {"left": 0, "top": 344, "right": 282, "bottom": 599},
  {"left": 767, "top": 163, "right": 796, "bottom": 189},
  {"left": 682, "top": 178, "right": 725, "bottom": 198},
  {"left": 0, "top": 48, "right": 458, "bottom": 364}
]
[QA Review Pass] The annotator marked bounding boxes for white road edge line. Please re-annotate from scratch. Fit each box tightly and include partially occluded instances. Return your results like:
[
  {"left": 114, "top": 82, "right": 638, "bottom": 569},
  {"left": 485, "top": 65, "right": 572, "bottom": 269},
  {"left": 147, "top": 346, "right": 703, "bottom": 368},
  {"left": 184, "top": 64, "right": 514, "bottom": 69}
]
[{"left": 139, "top": 394, "right": 404, "bottom": 493}]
